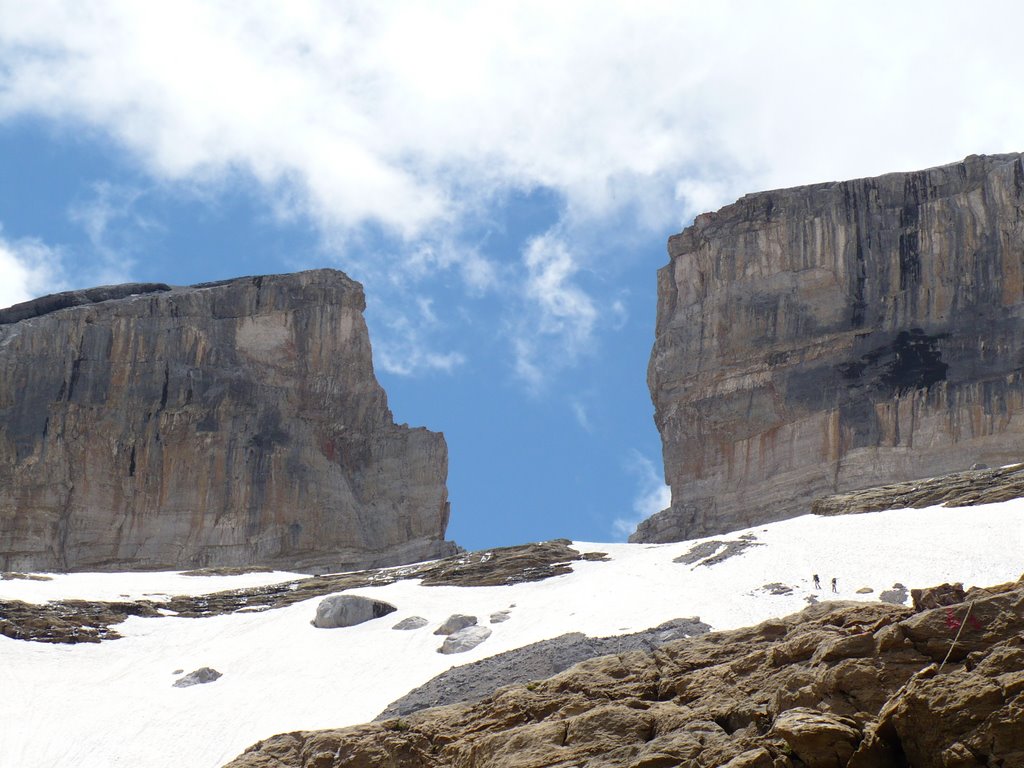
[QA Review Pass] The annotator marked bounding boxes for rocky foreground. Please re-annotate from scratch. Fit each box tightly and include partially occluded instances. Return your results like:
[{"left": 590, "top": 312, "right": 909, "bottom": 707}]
[{"left": 225, "top": 576, "right": 1024, "bottom": 768}]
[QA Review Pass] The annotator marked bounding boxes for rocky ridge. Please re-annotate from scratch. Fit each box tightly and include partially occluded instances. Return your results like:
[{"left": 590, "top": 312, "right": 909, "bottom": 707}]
[
  {"left": 638, "top": 153, "right": 1024, "bottom": 542},
  {"left": 0, "top": 539, "right": 590, "bottom": 643},
  {"left": 225, "top": 575, "right": 1024, "bottom": 768},
  {"left": 812, "top": 462, "right": 1024, "bottom": 516},
  {"left": 0, "top": 270, "right": 456, "bottom": 572}
]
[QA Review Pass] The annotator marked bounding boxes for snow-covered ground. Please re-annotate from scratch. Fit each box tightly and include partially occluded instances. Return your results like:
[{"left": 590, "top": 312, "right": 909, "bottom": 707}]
[{"left": 2, "top": 500, "right": 1023, "bottom": 768}]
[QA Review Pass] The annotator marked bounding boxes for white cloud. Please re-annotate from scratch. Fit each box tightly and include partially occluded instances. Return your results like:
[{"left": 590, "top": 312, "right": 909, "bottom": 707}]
[
  {"left": 613, "top": 450, "right": 671, "bottom": 540},
  {"left": 68, "top": 182, "right": 153, "bottom": 285},
  {"left": 3, "top": 1, "right": 1024, "bottom": 380},
  {"left": 514, "top": 233, "right": 598, "bottom": 385},
  {"left": 6, "top": 2, "right": 1021, "bottom": 242},
  {"left": 569, "top": 398, "right": 593, "bottom": 432},
  {"left": 399, "top": 241, "right": 498, "bottom": 295},
  {"left": 370, "top": 299, "right": 467, "bottom": 377},
  {"left": 0, "top": 231, "right": 66, "bottom": 309}
]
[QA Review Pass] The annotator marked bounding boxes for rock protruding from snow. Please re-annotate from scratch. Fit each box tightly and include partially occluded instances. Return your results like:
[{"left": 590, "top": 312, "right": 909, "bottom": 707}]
[
  {"left": 312, "top": 595, "right": 397, "bottom": 629},
  {"left": 489, "top": 610, "right": 511, "bottom": 623},
  {"left": 377, "top": 617, "right": 710, "bottom": 720},
  {"left": 879, "top": 583, "right": 909, "bottom": 605},
  {"left": 438, "top": 625, "right": 491, "bottom": 654},
  {"left": 433, "top": 614, "right": 476, "bottom": 635},
  {"left": 392, "top": 616, "right": 428, "bottom": 630},
  {"left": 173, "top": 668, "right": 222, "bottom": 688}
]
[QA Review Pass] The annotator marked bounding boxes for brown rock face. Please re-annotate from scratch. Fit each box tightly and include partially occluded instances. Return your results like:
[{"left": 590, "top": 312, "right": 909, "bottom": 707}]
[
  {"left": 637, "top": 153, "right": 1024, "bottom": 542},
  {"left": 223, "top": 579, "right": 1024, "bottom": 768},
  {"left": 0, "top": 270, "right": 457, "bottom": 572}
]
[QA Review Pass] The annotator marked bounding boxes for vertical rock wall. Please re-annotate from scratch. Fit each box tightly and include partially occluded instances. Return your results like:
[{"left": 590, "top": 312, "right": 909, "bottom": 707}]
[
  {"left": 636, "top": 153, "right": 1024, "bottom": 542},
  {"left": 0, "top": 270, "right": 457, "bottom": 572}
]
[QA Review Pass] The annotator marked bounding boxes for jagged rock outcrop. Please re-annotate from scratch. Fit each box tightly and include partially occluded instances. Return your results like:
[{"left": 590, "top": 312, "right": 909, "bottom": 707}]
[
  {"left": 0, "top": 270, "right": 456, "bottom": 572},
  {"left": 224, "top": 577, "right": 1024, "bottom": 768},
  {"left": 637, "top": 153, "right": 1024, "bottom": 542}
]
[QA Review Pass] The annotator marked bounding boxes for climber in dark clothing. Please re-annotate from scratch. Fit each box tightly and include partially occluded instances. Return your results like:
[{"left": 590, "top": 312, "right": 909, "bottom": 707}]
[
  {"left": 831, "top": 577, "right": 838, "bottom": 593},
  {"left": 813, "top": 574, "right": 821, "bottom": 589}
]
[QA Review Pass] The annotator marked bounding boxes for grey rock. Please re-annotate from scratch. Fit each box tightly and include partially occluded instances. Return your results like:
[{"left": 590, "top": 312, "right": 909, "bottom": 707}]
[
  {"left": 438, "top": 625, "right": 492, "bottom": 654},
  {"left": 857, "top": 587, "right": 874, "bottom": 594},
  {"left": 312, "top": 594, "right": 396, "bottom": 629},
  {"left": 173, "top": 667, "right": 222, "bottom": 688},
  {"left": 392, "top": 616, "right": 428, "bottom": 630},
  {"left": 377, "top": 617, "right": 711, "bottom": 719},
  {"left": 761, "top": 583, "right": 793, "bottom": 596},
  {"left": 433, "top": 614, "right": 476, "bottom": 635},
  {"left": 637, "top": 153, "right": 1024, "bottom": 542},
  {"left": 674, "top": 537, "right": 762, "bottom": 567},
  {"left": 489, "top": 610, "right": 511, "bottom": 624},
  {"left": 880, "top": 583, "right": 909, "bottom": 605},
  {"left": 0, "top": 270, "right": 458, "bottom": 572}
]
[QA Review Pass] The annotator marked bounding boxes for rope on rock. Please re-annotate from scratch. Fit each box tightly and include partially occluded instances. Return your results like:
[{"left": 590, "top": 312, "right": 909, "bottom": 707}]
[{"left": 939, "top": 601, "right": 975, "bottom": 671}]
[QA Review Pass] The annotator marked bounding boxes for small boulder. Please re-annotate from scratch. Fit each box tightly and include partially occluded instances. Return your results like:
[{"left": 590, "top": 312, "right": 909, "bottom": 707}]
[
  {"left": 912, "top": 582, "right": 965, "bottom": 611},
  {"left": 771, "top": 707, "right": 860, "bottom": 767},
  {"left": 173, "top": 667, "right": 222, "bottom": 688},
  {"left": 392, "top": 616, "right": 429, "bottom": 630},
  {"left": 312, "top": 595, "right": 397, "bottom": 629},
  {"left": 856, "top": 587, "right": 874, "bottom": 594},
  {"left": 490, "top": 610, "right": 511, "bottom": 624},
  {"left": 438, "top": 625, "right": 492, "bottom": 654},
  {"left": 434, "top": 614, "right": 477, "bottom": 635}
]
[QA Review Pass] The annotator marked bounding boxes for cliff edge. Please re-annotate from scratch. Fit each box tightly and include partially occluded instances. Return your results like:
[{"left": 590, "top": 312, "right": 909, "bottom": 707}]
[
  {"left": 0, "top": 269, "right": 457, "bottom": 572},
  {"left": 636, "top": 153, "right": 1024, "bottom": 542}
]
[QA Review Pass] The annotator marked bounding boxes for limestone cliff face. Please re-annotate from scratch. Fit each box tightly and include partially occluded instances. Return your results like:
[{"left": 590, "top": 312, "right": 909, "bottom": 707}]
[
  {"left": 0, "top": 270, "right": 456, "bottom": 572},
  {"left": 636, "top": 153, "right": 1024, "bottom": 542}
]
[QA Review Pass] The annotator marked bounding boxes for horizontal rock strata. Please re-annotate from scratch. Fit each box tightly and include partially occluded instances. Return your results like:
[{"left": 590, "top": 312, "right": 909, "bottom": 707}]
[
  {"left": 224, "top": 576, "right": 1024, "bottom": 768},
  {"left": 812, "top": 462, "right": 1024, "bottom": 516},
  {"left": 0, "top": 540, "right": 590, "bottom": 643},
  {"left": 0, "top": 270, "right": 455, "bottom": 572},
  {"left": 638, "top": 153, "right": 1024, "bottom": 541}
]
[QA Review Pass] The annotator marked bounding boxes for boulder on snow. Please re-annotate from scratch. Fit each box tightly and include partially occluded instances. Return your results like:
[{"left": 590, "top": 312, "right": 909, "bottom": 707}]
[
  {"left": 392, "top": 616, "right": 429, "bottom": 630},
  {"left": 173, "top": 667, "right": 222, "bottom": 688},
  {"left": 438, "top": 625, "right": 491, "bottom": 654},
  {"left": 879, "top": 583, "right": 909, "bottom": 605},
  {"left": 312, "top": 595, "right": 397, "bottom": 629},
  {"left": 489, "top": 610, "right": 511, "bottom": 624},
  {"left": 434, "top": 614, "right": 477, "bottom": 635}
]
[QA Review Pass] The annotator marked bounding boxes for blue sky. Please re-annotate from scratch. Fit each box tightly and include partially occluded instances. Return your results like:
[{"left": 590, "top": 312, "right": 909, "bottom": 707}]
[{"left": 2, "top": 2, "right": 1022, "bottom": 550}]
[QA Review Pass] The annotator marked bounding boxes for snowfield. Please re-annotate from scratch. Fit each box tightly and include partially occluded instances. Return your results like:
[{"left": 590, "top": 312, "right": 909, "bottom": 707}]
[{"left": 2, "top": 500, "right": 1023, "bottom": 768}]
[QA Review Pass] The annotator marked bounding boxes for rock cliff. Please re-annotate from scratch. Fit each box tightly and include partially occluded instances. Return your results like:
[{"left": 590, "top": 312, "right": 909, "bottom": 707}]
[
  {"left": 0, "top": 270, "right": 457, "bottom": 572},
  {"left": 636, "top": 153, "right": 1024, "bottom": 542}
]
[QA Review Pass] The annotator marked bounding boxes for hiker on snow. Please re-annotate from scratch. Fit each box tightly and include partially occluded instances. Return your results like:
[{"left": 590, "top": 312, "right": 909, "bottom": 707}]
[{"left": 813, "top": 574, "right": 821, "bottom": 589}]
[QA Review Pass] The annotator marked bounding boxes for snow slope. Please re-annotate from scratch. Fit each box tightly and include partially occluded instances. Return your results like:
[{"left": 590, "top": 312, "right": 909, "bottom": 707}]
[{"left": 2, "top": 501, "right": 1023, "bottom": 768}]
